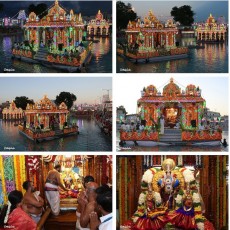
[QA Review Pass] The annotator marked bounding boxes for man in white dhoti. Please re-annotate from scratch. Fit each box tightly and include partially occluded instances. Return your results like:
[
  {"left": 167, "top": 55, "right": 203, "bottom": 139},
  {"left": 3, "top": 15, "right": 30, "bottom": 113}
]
[
  {"left": 160, "top": 115, "right": 165, "bottom": 134},
  {"left": 45, "top": 164, "right": 68, "bottom": 216}
]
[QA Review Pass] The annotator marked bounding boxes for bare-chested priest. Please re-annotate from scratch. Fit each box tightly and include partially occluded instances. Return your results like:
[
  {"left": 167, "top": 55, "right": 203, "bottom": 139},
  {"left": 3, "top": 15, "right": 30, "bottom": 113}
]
[
  {"left": 45, "top": 164, "right": 69, "bottom": 215},
  {"left": 23, "top": 180, "right": 44, "bottom": 223}
]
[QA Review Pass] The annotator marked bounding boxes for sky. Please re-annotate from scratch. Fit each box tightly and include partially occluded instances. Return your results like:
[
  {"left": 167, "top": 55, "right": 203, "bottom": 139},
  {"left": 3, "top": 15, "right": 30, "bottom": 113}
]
[
  {"left": 0, "top": 0, "right": 112, "bottom": 18},
  {"left": 115, "top": 76, "right": 229, "bottom": 116},
  {"left": 124, "top": 1, "right": 228, "bottom": 22},
  {"left": 0, "top": 77, "right": 112, "bottom": 105}
]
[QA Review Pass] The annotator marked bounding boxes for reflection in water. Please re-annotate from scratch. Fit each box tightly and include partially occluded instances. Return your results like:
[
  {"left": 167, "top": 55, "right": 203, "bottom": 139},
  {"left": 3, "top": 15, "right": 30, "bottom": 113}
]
[
  {"left": 88, "top": 37, "right": 112, "bottom": 73},
  {"left": 117, "top": 42, "right": 228, "bottom": 73},
  {"left": 0, "top": 35, "right": 112, "bottom": 73},
  {"left": 0, "top": 118, "right": 112, "bottom": 151}
]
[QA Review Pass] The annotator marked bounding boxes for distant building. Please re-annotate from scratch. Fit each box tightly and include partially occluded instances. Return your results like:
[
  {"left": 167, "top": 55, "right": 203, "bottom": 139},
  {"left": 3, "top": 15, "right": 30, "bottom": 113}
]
[
  {"left": 196, "top": 14, "right": 227, "bottom": 42},
  {"left": 116, "top": 106, "right": 127, "bottom": 123},
  {"left": 2, "top": 101, "right": 24, "bottom": 120},
  {"left": 220, "top": 115, "right": 228, "bottom": 131},
  {"left": 204, "top": 108, "right": 221, "bottom": 121},
  {"left": 125, "top": 114, "right": 139, "bottom": 124},
  {"left": 87, "top": 10, "right": 110, "bottom": 36}
]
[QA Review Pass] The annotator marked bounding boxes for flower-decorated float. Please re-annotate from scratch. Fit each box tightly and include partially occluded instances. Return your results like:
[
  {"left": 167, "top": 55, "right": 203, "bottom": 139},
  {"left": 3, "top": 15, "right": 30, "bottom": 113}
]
[
  {"left": 117, "top": 10, "right": 188, "bottom": 63},
  {"left": 120, "top": 158, "right": 215, "bottom": 230},
  {"left": 12, "top": 0, "right": 92, "bottom": 72},
  {"left": 119, "top": 78, "right": 222, "bottom": 146},
  {"left": 18, "top": 95, "right": 78, "bottom": 142}
]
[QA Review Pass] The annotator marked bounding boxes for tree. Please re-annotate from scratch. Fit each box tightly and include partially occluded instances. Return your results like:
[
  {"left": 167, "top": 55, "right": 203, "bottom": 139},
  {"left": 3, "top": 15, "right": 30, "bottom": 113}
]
[
  {"left": 28, "top": 3, "right": 48, "bottom": 18},
  {"left": 55, "top": 92, "right": 77, "bottom": 110},
  {"left": 117, "top": 1, "right": 137, "bottom": 30},
  {"left": 171, "top": 5, "right": 195, "bottom": 26},
  {"left": 0, "top": 3, "right": 4, "bottom": 13},
  {"left": 14, "top": 96, "right": 34, "bottom": 110}
]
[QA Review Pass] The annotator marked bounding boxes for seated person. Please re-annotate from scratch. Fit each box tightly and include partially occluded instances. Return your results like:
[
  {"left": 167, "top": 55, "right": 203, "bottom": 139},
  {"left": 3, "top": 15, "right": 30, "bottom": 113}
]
[
  {"left": 198, "top": 123, "right": 205, "bottom": 130},
  {"left": 130, "top": 122, "right": 136, "bottom": 131},
  {"left": 23, "top": 181, "right": 44, "bottom": 223},
  {"left": 139, "top": 124, "right": 145, "bottom": 132},
  {"left": 120, "top": 122, "right": 126, "bottom": 131},
  {"left": 4, "top": 190, "right": 37, "bottom": 230}
]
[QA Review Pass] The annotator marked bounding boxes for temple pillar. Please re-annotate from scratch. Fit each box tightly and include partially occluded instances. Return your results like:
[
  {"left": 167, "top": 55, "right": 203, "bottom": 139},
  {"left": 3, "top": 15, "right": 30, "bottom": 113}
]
[
  {"left": 152, "top": 33, "right": 154, "bottom": 48},
  {"left": 106, "top": 27, "right": 109, "bottom": 36},
  {"left": 94, "top": 27, "right": 97, "bottom": 35},
  {"left": 165, "top": 34, "right": 168, "bottom": 48},
  {"left": 53, "top": 29, "right": 57, "bottom": 50},
  {"left": 100, "top": 27, "right": 102, "bottom": 36},
  {"left": 79, "top": 30, "right": 82, "bottom": 42},
  {"left": 42, "top": 30, "right": 45, "bottom": 44}
]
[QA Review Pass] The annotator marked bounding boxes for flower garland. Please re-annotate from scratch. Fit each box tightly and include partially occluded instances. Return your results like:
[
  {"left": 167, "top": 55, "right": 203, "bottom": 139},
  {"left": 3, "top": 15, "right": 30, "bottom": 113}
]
[
  {"left": 20, "top": 156, "right": 26, "bottom": 193},
  {"left": 4, "top": 201, "right": 11, "bottom": 224},
  {"left": 0, "top": 156, "right": 7, "bottom": 204},
  {"left": 3, "top": 156, "right": 15, "bottom": 194},
  {"left": 142, "top": 168, "right": 157, "bottom": 184}
]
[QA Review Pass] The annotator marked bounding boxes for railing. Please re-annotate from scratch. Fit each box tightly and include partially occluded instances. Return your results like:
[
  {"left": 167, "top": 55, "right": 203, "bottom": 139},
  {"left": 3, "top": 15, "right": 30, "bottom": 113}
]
[
  {"left": 19, "top": 125, "right": 56, "bottom": 140},
  {"left": 12, "top": 48, "right": 33, "bottom": 58},
  {"left": 182, "top": 130, "right": 222, "bottom": 141},
  {"left": 120, "top": 131, "right": 159, "bottom": 141},
  {"left": 63, "top": 126, "right": 78, "bottom": 134},
  {"left": 47, "top": 54, "right": 81, "bottom": 66}
]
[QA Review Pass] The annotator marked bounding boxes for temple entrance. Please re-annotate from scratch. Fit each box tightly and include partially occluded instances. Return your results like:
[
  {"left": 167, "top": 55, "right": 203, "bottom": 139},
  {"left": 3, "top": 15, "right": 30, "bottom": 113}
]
[
  {"left": 164, "top": 107, "right": 180, "bottom": 128},
  {"left": 96, "top": 27, "right": 101, "bottom": 36},
  {"left": 58, "top": 43, "right": 64, "bottom": 51}
]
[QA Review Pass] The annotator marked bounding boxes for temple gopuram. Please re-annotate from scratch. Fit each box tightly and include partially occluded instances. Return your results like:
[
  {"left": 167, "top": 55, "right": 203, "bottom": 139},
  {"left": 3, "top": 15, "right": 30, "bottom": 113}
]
[
  {"left": 117, "top": 156, "right": 228, "bottom": 230},
  {"left": 18, "top": 95, "right": 78, "bottom": 142},
  {"left": 2, "top": 101, "right": 23, "bottom": 120},
  {"left": 0, "top": 155, "right": 112, "bottom": 229},
  {"left": 87, "top": 10, "right": 110, "bottom": 36},
  {"left": 120, "top": 78, "right": 222, "bottom": 145},
  {"left": 196, "top": 14, "right": 227, "bottom": 42},
  {"left": 117, "top": 10, "right": 188, "bottom": 62}
]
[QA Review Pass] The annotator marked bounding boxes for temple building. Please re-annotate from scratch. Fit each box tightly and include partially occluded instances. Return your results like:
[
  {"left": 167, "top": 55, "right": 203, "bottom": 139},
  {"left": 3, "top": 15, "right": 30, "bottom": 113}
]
[
  {"left": 117, "top": 156, "right": 228, "bottom": 230},
  {"left": 138, "top": 78, "right": 205, "bottom": 129},
  {"left": 196, "top": 14, "right": 227, "bottom": 42},
  {"left": 0, "top": 155, "right": 112, "bottom": 229},
  {"left": 87, "top": 10, "right": 110, "bottom": 36},
  {"left": 126, "top": 10, "right": 178, "bottom": 51},
  {"left": 24, "top": 0, "right": 84, "bottom": 52},
  {"left": 2, "top": 101, "right": 23, "bottom": 120}
]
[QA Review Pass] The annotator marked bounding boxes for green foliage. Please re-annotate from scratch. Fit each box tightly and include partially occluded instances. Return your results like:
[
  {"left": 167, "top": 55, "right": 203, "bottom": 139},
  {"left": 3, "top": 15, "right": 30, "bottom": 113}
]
[
  {"left": 14, "top": 96, "right": 34, "bottom": 110},
  {"left": 171, "top": 5, "right": 195, "bottom": 26},
  {"left": 28, "top": 3, "right": 48, "bottom": 19},
  {"left": 55, "top": 92, "right": 77, "bottom": 110},
  {"left": 117, "top": 1, "right": 137, "bottom": 30}
]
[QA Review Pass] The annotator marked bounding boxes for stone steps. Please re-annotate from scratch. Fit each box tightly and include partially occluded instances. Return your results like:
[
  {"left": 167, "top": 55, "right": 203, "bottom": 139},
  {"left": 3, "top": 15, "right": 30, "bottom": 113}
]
[
  {"left": 159, "top": 128, "right": 182, "bottom": 142},
  {"left": 34, "top": 47, "right": 49, "bottom": 61}
]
